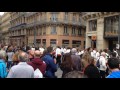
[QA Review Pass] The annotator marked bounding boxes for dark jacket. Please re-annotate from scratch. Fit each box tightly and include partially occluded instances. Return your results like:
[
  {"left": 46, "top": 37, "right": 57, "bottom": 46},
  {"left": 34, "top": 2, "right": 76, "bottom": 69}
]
[
  {"left": 27, "top": 58, "right": 46, "bottom": 75},
  {"left": 42, "top": 54, "right": 57, "bottom": 78}
]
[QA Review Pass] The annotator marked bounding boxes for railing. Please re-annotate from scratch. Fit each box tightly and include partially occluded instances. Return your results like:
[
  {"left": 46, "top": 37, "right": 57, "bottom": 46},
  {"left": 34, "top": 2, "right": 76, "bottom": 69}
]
[
  {"left": 26, "top": 18, "right": 85, "bottom": 28},
  {"left": 104, "top": 31, "right": 118, "bottom": 37},
  {"left": 9, "top": 23, "right": 26, "bottom": 30},
  {"left": 63, "top": 33, "right": 69, "bottom": 36}
]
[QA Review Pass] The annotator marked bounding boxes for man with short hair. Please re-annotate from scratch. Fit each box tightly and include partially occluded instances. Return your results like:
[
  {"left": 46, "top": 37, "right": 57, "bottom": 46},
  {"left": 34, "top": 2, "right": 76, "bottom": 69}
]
[
  {"left": 42, "top": 46, "right": 57, "bottom": 78},
  {"left": 71, "top": 48, "right": 82, "bottom": 71},
  {"left": 28, "top": 50, "right": 46, "bottom": 75},
  {"left": 99, "top": 52, "right": 107, "bottom": 78},
  {"left": 106, "top": 58, "right": 120, "bottom": 78},
  {"left": 7, "top": 52, "right": 34, "bottom": 78}
]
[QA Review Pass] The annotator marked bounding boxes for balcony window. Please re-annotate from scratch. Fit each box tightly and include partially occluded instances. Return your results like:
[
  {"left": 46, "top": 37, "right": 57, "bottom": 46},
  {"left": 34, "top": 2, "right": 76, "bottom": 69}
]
[
  {"left": 104, "top": 15, "right": 119, "bottom": 37},
  {"left": 51, "top": 26, "right": 57, "bottom": 34},
  {"left": 78, "top": 28, "right": 82, "bottom": 35},
  {"left": 72, "top": 27, "right": 76, "bottom": 35},
  {"left": 89, "top": 19, "right": 97, "bottom": 31},
  {"left": 64, "top": 26, "right": 68, "bottom": 34},
  {"left": 51, "top": 13, "right": 58, "bottom": 22}
]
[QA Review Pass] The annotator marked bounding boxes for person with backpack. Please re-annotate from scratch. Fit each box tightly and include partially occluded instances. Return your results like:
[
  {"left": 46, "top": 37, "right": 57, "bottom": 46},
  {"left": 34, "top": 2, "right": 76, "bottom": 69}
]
[
  {"left": 0, "top": 53, "right": 8, "bottom": 78},
  {"left": 99, "top": 52, "right": 107, "bottom": 78}
]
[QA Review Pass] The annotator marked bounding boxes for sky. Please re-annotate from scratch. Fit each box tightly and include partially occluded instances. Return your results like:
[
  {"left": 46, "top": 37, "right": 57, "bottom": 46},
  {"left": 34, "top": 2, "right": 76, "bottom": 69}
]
[{"left": 0, "top": 12, "right": 4, "bottom": 15}]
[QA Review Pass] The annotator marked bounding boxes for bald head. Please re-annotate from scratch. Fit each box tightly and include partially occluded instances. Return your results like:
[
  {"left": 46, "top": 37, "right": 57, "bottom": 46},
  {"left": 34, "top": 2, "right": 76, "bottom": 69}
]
[
  {"left": 34, "top": 50, "right": 41, "bottom": 58},
  {"left": 18, "top": 52, "right": 29, "bottom": 62}
]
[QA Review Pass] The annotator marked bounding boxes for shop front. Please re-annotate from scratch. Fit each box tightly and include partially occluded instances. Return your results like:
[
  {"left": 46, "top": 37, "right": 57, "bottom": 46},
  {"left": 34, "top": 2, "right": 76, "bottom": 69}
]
[
  {"left": 72, "top": 40, "right": 81, "bottom": 48},
  {"left": 62, "top": 40, "right": 69, "bottom": 48}
]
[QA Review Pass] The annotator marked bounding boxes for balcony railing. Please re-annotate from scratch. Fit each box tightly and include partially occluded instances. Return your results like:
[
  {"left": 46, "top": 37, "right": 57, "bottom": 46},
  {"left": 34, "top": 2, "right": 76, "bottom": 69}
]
[
  {"left": 9, "top": 23, "right": 26, "bottom": 30},
  {"left": 26, "top": 18, "right": 85, "bottom": 28},
  {"left": 104, "top": 31, "right": 118, "bottom": 38},
  {"left": 63, "top": 33, "right": 69, "bottom": 36}
]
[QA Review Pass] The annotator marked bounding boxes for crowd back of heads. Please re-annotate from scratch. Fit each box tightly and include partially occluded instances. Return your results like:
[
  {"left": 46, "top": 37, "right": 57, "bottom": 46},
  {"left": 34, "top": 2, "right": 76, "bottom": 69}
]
[
  {"left": 62, "top": 53, "right": 75, "bottom": 71},
  {"left": 18, "top": 52, "right": 29, "bottom": 62},
  {"left": 47, "top": 46, "right": 53, "bottom": 53},
  {"left": 84, "top": 64, "right": 101, "bottom": 78},
  {"left": 107, "top": 58, "right": 120, "bottom": 69},
  {"left": 63, "top": 71, "right": 85, "bottom": 78}
]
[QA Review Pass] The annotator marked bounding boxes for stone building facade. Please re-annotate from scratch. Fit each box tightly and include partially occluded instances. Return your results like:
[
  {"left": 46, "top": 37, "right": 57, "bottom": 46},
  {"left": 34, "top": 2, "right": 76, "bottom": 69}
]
[
  {"left": 9, "top": 12, "right": 86, "bottom": 49},
  {"left": 82, "top": 12, "right": 119, "bottom": 51}
]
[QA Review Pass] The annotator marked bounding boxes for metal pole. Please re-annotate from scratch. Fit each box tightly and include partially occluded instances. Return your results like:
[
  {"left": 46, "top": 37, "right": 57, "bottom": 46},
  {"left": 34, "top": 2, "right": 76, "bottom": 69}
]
[{"left": 34, "top": 14, "right": 36, "bottom": 47}]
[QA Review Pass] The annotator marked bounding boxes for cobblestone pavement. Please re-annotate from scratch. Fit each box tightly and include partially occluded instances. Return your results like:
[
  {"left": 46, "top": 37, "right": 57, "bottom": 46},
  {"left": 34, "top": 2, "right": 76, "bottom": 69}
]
[{"left": 55, "top": 68, "right": 63, "bottom": 78}]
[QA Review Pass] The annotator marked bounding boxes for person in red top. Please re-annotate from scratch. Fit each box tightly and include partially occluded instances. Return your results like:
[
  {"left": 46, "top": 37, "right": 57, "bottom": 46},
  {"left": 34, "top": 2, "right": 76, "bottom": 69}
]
[{"left": 27, "top": 50, "right": 46, "bottom": 75}]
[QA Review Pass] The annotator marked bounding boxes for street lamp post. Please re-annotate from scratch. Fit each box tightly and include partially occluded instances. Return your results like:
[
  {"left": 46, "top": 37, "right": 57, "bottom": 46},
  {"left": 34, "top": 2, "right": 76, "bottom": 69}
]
[{"left": 34, "top": 14, "right": 36, "bottom": 47}]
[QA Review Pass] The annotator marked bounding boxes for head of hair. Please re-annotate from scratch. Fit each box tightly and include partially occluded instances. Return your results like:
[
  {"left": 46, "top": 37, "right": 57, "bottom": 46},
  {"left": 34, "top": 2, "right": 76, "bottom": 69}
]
[
  {"left": 101, "top": 52, "right": 106, "bottom": 56},
  {"left": 47, "top": 46, "right": 53, "bottom": 53},
  {"left": 61, "top": 53, "right": 75, "bottom": 71},
  {"left": 34, "top": 47, "right": 39, "bottom": 50},
  {"left": 63, "top": 71, "right": 84, "bottom": 78},
  {"left": 26, "top": 46, "right": 31, "bottom": 51},
  {"left": 111, "top": 52, "right": 116, "bottom": 57},
  {"left": 84, "top": 64, "right": 101, "bottom": 78},
  {"left": 18, "top": 52, "right": 29, "bottom": 62},
  {"left": 71, "top": 48, "right": 77, "bottom": 54},
  {"left": 107, "top": 58, "right": 119, "bottom": 69},
  {"left": 34, "top": 50, "right": 41, "bottom": 58},
  {"left": 8, "top": 46, "right": 13, "bottom": 52},
  {"left": 1, "top": 44, "right": 4, "bottom": 49}
]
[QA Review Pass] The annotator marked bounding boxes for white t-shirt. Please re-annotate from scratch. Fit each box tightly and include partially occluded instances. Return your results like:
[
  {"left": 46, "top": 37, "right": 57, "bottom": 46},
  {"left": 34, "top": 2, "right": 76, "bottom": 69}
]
[
  {"left": 7, "top": 52, "right": 14, "bottom": 61},
  {"left": 99, "top": 56, "right": 107, "bottom": 71}
]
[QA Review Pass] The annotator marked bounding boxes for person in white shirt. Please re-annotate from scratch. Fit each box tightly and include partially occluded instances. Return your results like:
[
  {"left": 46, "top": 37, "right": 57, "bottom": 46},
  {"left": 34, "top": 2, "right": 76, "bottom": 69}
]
[
  {"left": 55, "top": 46, "right": 62, "bottom": 68},
  {"left": 64, "top": 47, "right": 71, "bottom": 54},
  {"left": 39, "top": 46, "right": 45, "bottom": 55},
  {"left": 99, "top": 52, "right": 107, "bottom": 78}
]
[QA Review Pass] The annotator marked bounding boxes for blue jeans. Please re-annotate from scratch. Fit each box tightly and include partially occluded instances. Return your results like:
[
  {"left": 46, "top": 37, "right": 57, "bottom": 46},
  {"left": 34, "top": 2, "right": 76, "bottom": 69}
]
[{"left": 7, "top": 61, "right": 13, "bottom": 70}]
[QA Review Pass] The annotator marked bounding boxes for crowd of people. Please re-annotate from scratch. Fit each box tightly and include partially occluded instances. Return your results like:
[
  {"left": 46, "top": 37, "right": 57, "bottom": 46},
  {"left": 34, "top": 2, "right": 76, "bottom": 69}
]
[{"left": 0, "top": 43, "right": 120, "bottom": 78}]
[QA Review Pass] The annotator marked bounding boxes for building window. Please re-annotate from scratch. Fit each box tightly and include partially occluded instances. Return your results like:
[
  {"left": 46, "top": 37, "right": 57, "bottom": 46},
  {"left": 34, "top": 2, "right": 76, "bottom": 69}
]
[
  {"left": 72, "top": 27, "right": 76, "bottom": 35},
  {"left": 64, "top": 26, "right": 68, "bottom": 34},
  {"left": 72, "top": 13, "right": 76, "bottom": 23},
  {"left": 104, "top": 15, "right": 119, "bottom": 37},
  {"left": 50, "top": 39, "right": 56, "bottom": 47},
  {"left": 89, "top": 19, "right": 97, "bottom": 31},
  {"left": 78, "top": 28, "right": 82, "bottom": 35},
  {"left": 64, "top": 12, "right": 68, "bottom": 21},
  {"left": 62, "top": 40, "right": 69, "bottom": 48},
  {"left": 51, "top": 26, "right": 57, "bottom": 34},
  {"left": 51, "top": 12, "right": 58, "bottom": 22},
  {"left": 72, "top": 40, "right": 81, "bottom": 48}
]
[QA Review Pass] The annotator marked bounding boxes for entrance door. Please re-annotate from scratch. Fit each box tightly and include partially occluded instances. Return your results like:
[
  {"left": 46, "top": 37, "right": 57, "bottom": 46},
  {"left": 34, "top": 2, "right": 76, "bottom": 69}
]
[{"left": 109, "top": 40, "right": 117, "bottom": 51}]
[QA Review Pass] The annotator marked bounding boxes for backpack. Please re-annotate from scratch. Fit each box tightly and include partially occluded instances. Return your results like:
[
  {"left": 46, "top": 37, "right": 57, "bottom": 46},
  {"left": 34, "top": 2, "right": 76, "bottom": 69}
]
[
  {"left": 34, "top": 68, "right": 43, "bottom": 78},
  {"left": 96, "top": 57, "right": 100, "bottom": 68},
  {"left": 0, "top": 61, "right": 7, "bottom": 78}
]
